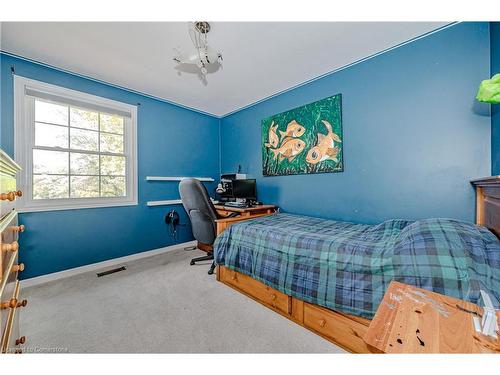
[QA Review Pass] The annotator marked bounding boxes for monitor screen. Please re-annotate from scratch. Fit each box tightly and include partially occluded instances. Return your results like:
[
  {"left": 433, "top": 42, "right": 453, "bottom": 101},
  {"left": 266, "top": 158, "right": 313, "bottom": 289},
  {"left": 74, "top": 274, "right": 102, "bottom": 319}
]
[{"left": 232, "top": 179, "right": 257, "bottom": 200}]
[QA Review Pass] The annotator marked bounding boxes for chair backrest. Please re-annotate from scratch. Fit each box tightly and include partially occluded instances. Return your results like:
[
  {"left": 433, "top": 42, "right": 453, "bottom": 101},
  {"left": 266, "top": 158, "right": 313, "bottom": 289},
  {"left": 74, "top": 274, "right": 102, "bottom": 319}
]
[{"left": 179, "top": 178, "right": 218, "bottom": 245}]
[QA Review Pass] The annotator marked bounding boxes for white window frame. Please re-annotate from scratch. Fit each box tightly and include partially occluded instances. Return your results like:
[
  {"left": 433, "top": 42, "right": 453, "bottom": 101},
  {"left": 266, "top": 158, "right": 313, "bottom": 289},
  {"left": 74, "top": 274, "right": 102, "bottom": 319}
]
[{"left": 14, "top": 75, "right": 138, "bottom": 213}]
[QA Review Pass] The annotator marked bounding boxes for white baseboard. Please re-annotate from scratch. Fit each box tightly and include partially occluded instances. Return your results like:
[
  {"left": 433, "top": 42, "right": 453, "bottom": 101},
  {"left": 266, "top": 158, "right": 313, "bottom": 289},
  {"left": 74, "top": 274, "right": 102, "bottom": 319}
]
[{"left": 20, "top": 240, "right": 197, "bottom": 288}]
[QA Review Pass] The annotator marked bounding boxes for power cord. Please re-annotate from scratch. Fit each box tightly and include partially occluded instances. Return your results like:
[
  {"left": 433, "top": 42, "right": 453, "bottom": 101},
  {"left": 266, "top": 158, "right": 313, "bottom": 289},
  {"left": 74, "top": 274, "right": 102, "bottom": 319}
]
[
  {"left": 165, "top": 210, "right": 181, "bottom": 243},
  {"left": 165, "top": 210, "right": 193, "bottom": 250}
]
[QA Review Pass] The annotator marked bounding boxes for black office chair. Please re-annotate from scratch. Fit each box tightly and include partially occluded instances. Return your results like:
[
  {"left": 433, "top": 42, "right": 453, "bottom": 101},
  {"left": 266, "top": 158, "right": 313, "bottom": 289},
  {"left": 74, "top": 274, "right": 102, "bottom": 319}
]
[{"left": 179, "top": 178, "right": 237, "bottom": 275}]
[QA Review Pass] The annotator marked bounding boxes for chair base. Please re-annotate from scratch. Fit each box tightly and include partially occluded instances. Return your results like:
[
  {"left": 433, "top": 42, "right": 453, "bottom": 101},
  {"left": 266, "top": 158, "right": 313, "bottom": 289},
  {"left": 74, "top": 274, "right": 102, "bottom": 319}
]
[
  {"left": 208, "top": 262, "right": 216, "bottom": 275},
  {"left": 189, "top": 253, "right": 213, "bottom": 265},
  {"left": 189, "top": 252, "right": 216, "bottom": 275}
]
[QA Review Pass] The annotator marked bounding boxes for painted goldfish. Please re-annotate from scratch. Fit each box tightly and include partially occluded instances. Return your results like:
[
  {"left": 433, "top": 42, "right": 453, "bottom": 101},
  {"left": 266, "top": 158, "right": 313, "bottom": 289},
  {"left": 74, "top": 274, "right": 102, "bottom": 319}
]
[
  {"left": 271, "top": 137, "right": 306, "bottom": 162},
  {"left": 279, "top": 120, "right": 306, "bottom": 140},
  {"left": 264, "top": 121, "right": 280, "bottom": 149},
  {"left": 306, "top": 120, "right": 342, "bottom": 165}
]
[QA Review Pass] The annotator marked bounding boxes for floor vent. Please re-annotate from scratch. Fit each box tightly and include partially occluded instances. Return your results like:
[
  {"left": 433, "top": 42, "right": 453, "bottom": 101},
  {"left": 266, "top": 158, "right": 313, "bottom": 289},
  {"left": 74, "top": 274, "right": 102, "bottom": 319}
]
[{"left": 97, "top": 266, "right": 127, "bottom": 277}]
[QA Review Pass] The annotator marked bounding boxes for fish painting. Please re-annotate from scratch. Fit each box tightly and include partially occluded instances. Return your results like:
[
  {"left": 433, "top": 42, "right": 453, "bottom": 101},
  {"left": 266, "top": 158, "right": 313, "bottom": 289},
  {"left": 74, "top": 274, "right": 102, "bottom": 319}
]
[
  {"left": 264, "top": 121, "right": 280, "bottom": 149},
  {"left": 261, "top": 93, "right": 343, "bottom": 176},
  {"left": 271, "top": 138, "right": 306, "bottom": 162},
  {"left": 306, "top": 120, "right": 342, "bottom": 165},
  {"left": 279, "top": 120, "right": 306, "bottom": 140}
]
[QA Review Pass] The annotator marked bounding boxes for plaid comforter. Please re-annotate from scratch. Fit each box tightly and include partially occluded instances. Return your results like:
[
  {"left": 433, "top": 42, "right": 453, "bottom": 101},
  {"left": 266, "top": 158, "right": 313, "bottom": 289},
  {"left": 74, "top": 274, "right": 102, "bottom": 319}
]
[{"left": 214, "top": 213, "right": 500, "bottom": 318}]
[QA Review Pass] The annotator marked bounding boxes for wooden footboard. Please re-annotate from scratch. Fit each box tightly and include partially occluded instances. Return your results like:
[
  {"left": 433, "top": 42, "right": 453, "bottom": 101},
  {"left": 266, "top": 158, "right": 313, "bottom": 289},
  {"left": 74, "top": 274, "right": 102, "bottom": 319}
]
[{"left": 217, "top": 266, "right": 379, "bottom": 353}]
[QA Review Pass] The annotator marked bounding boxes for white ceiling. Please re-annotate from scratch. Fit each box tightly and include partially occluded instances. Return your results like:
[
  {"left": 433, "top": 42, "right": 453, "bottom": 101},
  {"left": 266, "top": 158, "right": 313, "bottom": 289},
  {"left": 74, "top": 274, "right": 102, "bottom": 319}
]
[{"left": 1, "top": 22, "right": 448, "bottom": 117}]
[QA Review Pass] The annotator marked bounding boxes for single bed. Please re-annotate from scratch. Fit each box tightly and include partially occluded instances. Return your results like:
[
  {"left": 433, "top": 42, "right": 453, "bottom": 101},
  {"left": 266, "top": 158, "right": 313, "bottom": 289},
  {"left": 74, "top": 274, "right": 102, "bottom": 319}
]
[
  {"left": 215, "top": 213, "right": 500, "bottom": 319},
  {"left": 213, "top": 177, "right": 500, "bottom": 352}
]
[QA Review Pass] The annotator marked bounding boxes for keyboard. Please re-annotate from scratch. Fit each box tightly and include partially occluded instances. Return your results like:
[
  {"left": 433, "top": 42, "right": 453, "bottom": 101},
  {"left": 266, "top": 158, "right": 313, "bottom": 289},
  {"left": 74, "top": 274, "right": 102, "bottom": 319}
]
[{"left": 223, "top": 202, "right": 249, "bottom": 208}]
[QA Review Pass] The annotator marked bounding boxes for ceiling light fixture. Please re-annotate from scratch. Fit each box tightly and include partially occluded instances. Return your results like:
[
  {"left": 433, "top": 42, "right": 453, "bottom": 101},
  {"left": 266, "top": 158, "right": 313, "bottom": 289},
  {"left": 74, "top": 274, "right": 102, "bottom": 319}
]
[{"left": 173, "top": 22, "right": 223, "bottom": 77}]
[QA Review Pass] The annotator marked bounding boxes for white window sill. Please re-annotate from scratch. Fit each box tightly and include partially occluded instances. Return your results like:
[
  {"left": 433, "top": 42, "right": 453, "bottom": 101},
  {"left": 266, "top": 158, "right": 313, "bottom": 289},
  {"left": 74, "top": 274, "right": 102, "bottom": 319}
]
[{"left": 17, "top": 199, "right": 138, "bottom": 213}]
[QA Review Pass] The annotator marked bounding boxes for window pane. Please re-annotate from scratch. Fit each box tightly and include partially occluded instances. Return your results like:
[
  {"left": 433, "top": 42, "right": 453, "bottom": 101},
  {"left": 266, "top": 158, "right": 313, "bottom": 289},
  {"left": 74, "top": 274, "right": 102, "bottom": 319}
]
[
  {"left": 70, "top": 176, "right": 99, "bottom": 198},
  {"left": 70, "top": 153, "right": 99, "bottom": 175},
  {"left": 70, "top": 128, "right": 98, "bottom": 151},
  {"left": 33, "top": 150, "right": 68, "bottom": 174},
  {"left": 33, "top": 175, "right": 69, "bottom": 199},
  {"left": 35, "top": 122, "right": 68, "bottom": 148},
  {"left": 100, "top": 155, "right": 125, "bottom": 176},
  {"left": 70, "top": 108, "right": 98, "bottom": 130},
  {"left": 35, "top": 100, "right": 68, "bottom": 126},
  {"left": 100, "top": 113, "right": 124, "bottom": 134},
  {"left": 101, "top": 176, "right": 126, "bottom": 197},
  {"left": 100, "top": 133, "right": 124, "bottom": 154}
]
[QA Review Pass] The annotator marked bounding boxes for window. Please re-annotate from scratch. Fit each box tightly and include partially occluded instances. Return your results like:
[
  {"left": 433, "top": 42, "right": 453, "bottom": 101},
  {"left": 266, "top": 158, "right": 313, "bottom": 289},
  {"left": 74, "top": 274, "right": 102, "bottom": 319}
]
[{"left": 14, "top": 76, "right": 137, "bottom": 212}]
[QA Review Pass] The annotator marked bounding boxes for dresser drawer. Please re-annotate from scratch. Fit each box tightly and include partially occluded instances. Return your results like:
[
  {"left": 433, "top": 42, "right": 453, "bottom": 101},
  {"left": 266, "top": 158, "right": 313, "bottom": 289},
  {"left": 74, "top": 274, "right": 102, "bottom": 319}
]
[
  {"left": 1, "top": 281, "right": 24, "bottom": 354},
  {"left": 0, "top": 149, "right": 23, "bottom": 355},
  {"left": 303, "top": 303, "right": 373, "bottom": 353},
  {"left": 5, "top": 305, "right": 21, "bottom": 354},
  {"left": 1, "top": 211, "right": 20, "bottom": 279},
  {"left": 220, "top": 267, "right": 291, "bottom": 315},
  {"left": 0, "top": 253, "right": 20, "bottom": 340},
  {"left": 0, "top": 173, "right": 21, "bottom": 219},
  {"left": 1, "top": 212, "right": 21, "bottom": 341}
]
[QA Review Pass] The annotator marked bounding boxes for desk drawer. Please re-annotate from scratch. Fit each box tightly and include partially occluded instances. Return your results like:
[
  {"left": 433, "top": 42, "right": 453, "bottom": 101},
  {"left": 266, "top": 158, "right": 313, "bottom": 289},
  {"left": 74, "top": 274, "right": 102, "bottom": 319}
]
[{"left": 220, "top": 267, "right": 291, "bottom": 315}]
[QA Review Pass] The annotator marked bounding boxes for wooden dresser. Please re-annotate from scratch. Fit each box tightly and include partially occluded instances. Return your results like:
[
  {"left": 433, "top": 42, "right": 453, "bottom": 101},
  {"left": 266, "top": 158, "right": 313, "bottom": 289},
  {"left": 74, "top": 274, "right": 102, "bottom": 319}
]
[{"left": 0, "top": 149, "right": 27, "bottom": 354}]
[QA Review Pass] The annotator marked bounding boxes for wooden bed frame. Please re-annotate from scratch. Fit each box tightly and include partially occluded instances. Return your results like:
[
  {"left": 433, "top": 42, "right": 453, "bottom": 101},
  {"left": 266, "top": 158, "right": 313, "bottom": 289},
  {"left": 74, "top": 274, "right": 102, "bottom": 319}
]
[
  {"left": 215, "top": 177, "right": 500, "bottom": 353},
  {"left": 471, "top": 176, "right": 500, "bottom": 237}
]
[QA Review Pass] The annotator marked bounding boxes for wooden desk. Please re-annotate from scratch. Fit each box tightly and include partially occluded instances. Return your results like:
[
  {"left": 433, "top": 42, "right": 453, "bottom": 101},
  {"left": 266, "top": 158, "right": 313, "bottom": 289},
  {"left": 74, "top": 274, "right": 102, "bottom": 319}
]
[
  {"left": 214, "top": 204, "right": 276, "bottom": 236},
  {"left": 214, "top": 204, "right": 276, "bottom": 217},
  {"left": 364, "top": 281, "right": 500, "bottom": 353},
  {"left": 196, "top": 204, "right": 277, "bottom": 251}
]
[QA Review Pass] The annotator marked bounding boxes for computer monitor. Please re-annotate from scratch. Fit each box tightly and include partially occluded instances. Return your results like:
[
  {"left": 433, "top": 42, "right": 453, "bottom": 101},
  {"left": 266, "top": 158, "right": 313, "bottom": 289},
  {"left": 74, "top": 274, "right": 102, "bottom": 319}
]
[{"left": 232, "top": 179, "right": 257, "bottom": 200}]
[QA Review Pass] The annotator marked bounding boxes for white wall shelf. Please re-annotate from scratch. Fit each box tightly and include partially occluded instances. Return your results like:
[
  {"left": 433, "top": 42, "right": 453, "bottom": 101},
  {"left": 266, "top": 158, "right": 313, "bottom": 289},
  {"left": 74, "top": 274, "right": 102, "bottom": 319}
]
[
  {"left": 147, "top": 199, "right": 183, "bottom": 207},
  {"left": 147, "top": 198, "right": 218, "bottom": 207},
  {"left": 146, "top": 176, "right": 214, "bottom": 182}
]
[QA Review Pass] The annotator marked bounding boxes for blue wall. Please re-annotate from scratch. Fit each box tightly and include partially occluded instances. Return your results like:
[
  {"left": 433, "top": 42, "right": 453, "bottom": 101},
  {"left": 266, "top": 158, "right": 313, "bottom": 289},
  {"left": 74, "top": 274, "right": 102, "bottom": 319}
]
[
  {"left": 0, "top": 54, "right": 220, "bottom": 279},
  {"left": 492, "top": 22, "right": 500, "bottom": 175},
  {"left": 220, "top": 22, "right": 491, "bottom": 224},
  {"left": 0, "top": 22, "right": 495, "bottom": 279}
]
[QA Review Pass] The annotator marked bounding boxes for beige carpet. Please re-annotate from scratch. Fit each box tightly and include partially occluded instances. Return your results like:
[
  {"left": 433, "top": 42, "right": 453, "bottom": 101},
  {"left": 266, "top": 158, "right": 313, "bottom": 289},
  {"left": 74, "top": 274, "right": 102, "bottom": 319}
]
[{"left": 19, "top": 247, "right": 344, "bottom": 353}]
